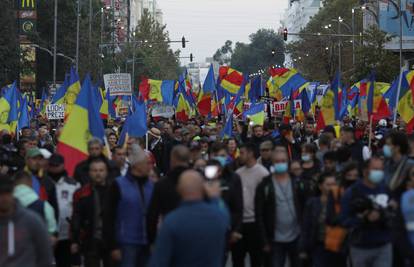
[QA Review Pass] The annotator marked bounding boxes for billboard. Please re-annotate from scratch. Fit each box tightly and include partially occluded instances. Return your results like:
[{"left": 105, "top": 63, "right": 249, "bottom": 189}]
[{"left": 379, "top": 0, "right": 414, "bottom": 50}]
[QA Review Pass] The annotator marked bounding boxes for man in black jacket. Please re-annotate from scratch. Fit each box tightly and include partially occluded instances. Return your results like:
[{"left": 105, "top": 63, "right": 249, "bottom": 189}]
[
  {"left": 146, "top": 145, "right": 190, "bottom": 244},
  {"left": 71, "top": 158, "right": 111, "bottom": 267},
  {"left": 255, "top": 149, "right": 307, "bottom": 267}
]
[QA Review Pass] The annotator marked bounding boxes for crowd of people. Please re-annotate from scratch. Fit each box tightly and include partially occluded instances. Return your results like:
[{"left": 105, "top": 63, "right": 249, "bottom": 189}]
[{"left": 1, "top": 115, "right": 414, "bottom": 267}]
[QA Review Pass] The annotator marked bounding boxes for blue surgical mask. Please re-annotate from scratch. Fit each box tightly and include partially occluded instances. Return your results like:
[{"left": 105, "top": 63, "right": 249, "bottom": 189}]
[
  {"left": 272, "top": 163, "right": 288, "bottom": 174},
  {"left": 369, "top": 170, "right": 385, "bottom": 184},
  {"left": 214, "top": 156, "right": 227, "bottom": 167},
  {"left": 301, "top": 154, "right": 311, "bottom": 162},
  {"left": 383, "top": 145, "right": 392, "bottom": 158}
]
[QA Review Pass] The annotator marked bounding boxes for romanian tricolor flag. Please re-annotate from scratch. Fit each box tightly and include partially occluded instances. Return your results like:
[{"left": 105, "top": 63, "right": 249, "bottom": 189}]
[
  {"left": 218, "top": 66, "right": 244, "bottom": 95},
  {"left": 139, "top": 79, "right": 175, "bottom": 105},
  {"left": 64, "top": 67, "right": 81, "bottom": 116},
  {"left": 0, "top": 82, "right": 19, "bottom": 133},
  {"left": 398, "top": 70, "right": 414, "bottom": 132},
  {"left": 57, "top": 75, "right": 105, "bottom": 176},
  {"left": 52, "top": 74, "right": 69, "bottom": 104},
  {"left": 198, "top": 64, "right": 215, "bottom": 116},
  {"left": 268, "top": 68, "right": 308, "bottom": 99},
  {"left": 316, "top": 81, "right": 337, "bottom": 131}
]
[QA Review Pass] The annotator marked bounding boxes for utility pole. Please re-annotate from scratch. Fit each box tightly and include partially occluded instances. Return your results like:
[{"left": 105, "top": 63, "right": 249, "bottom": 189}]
[
  {"left": 100, "top": 7, "right": 104, "bottom": 79},
  {"left": 352, "top": 8, "right": 355, "bottom": 65},
  {"left": 53, "top": 0, "right": 58, "bottom": 91},
  {"left": 338, "top": 17, "right": 342, "bottom": 75},
  {"left": 76, "top": 0, "right": 80, "bottom": 71},
  {"left": 89, "top": 0, "right": 93, "bottom": 63},
  {"left": 399, "top": 0, "right": 403, "bottom": 70}
]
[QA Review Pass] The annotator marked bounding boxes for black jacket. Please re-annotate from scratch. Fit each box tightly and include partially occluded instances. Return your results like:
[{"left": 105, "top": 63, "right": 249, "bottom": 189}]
[
  {"left": 255, "top": 175, "right": 307, "bottom": 246},
  {"left": 71, "top": 183, "right": 109, "bottom": 248},
  {"left": 73, "top": 155, "right": 118, "bottom": 185},
  {"left": 220, "top": 168, "right": 243, "bottom": 233},
  {"left": 147, "top": 166, "right": 188, "bottom": 244},
  {"left": 299, "top": 197, "right": 324, "bottom": 253},
  {"left": 274, "top": 137, "right": 301, "bottom": 161}
]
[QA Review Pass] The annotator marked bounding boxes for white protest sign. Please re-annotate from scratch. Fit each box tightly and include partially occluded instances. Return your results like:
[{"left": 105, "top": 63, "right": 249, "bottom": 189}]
[
  {"left": 103, "top": 73, "right": 132, "bottom": 96},
  {"left": 294, "top": 99, "right": 302, "bottom": 110},
  {"left": 151, "top": 104, "right": 175, "bottom": 118},
  {"left": 271, "top": 101, "right": 288, "bottom": 115},
  {"left": 46, "top": 104, "right": 65, "bottom": 120}
]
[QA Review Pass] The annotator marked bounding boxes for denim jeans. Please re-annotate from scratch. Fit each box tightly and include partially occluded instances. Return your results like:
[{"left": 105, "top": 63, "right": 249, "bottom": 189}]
[
  {"left": 118, "top": 244, "right": 149, "bottom": 267},
  {"left": 269, "top": 238, "right": 299, "bottom": 267},
  {"left": 350, "top": 243, "right": 392, "bottom": 267}
]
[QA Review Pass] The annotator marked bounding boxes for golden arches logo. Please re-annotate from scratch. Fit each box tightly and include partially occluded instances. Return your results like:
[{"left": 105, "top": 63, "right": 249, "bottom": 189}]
[{"left": 21, "top": 0, "right": 35, "bottom": 8}]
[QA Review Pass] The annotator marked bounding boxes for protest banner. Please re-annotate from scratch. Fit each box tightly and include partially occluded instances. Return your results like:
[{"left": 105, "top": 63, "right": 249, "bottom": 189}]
[
  {"left": 151, "top": 104, "right": 175, "bottom": 118},
  {"left": 103, "top": 73, "right": 132, "bottom": 96},
  {"left": 46, "top": 104, "right": 65, "bottom": 120}
]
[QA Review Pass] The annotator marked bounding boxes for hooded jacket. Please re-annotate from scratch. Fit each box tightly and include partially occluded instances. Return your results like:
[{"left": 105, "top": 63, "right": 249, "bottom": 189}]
[
  {"left": 0, "top": 202, "right": 53, "bottom": 267},
  {"left": 13, "top": 184, "right": 57, "bottom": 235}
]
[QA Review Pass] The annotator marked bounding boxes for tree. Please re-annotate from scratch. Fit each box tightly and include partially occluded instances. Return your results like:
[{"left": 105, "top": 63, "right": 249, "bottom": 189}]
[
  {"left": 230, "top": 29, "right": 285, "bottom": 75},
  {"left": 213, "top": 40, "right": 233, "bottom": 65},
  {"left": 354, "top": 26, "right": 399, "bottom": 82},
  {"left": 0, "top": 1, "right": 20, "bottom": 84},
  {"left": 287, "top": 0, "right": 362, "bottom": 82},
  {"left": 114, "top": 9, "right": 180, "bottom": 86}
]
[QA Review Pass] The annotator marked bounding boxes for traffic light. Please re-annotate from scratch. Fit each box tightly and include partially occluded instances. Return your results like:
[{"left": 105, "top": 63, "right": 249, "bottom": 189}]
[
  {"left": 190, "top": 53, "right": 193, "bottom": 62},
  {"left": 182, "top": 36, "right": 186, "bottom": 48},
  {"left": 283, "top": 28, "right": 288, "bottom": 41}
]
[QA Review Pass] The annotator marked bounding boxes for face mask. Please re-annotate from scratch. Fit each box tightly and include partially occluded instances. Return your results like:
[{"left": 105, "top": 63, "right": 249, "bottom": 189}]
[
  {"left": 301, "top": 154, "right": 311, "bottom": 162},
  {"left": 214, "top": 156, "right": 227, "bottom": 167},
  {"left": 383, "top": 145, "right": 392, "bottom": 158},
  {"left": 272, "top": 163, "right": 288, "bottom": 174},
  {"left": 369, "top": 170, "right": 384, "bottom": 184}
]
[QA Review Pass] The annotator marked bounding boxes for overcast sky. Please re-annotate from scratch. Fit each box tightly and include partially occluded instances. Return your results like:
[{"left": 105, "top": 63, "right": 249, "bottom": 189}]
[{"left": 157, "top": 0, "right": 288, "bottom": 64}]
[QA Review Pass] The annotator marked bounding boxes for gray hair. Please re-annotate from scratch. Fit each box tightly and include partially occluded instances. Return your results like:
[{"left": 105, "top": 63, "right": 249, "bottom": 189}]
[
  {"left": 88, "top": 137, "right": 103, "bottom": 148},
  {"left": 128, "top": 144, "right": 147, "bottom": 166}
]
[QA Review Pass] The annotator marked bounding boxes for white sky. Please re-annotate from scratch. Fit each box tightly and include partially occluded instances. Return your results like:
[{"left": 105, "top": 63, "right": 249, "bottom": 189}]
[{"left": 157, "top": 0, "right": 288, "bottom": 64}]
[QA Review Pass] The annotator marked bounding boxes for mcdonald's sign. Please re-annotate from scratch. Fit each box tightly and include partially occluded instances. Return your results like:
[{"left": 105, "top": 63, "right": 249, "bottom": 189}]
[{"left": 18, "top": 0, "right": 36, "bottom": 10}]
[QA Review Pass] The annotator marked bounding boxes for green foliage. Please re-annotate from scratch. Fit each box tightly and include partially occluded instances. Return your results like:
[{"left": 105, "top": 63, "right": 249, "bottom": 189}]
[
  {"left": 0, "top": 1, "right": 20, "bottom": 84},
  {"left": 230, "top": 29, "right": 285, "bottom": 75},
  {"left": 354, "top": 26, "right": 399, "bottom": 82},
  {"left": 213, "top": 40, "right": 233, "bottom": 65}
]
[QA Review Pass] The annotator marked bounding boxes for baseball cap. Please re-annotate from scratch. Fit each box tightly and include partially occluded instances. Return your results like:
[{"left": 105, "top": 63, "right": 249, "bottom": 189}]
[{"left": 26, "top": 147, "right": 43, "bottom": 159}]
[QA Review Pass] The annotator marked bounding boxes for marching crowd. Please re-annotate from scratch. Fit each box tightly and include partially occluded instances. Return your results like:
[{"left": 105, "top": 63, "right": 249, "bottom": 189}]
[{"left": 1, "top": 115, "right": 414, "bottom": 267}]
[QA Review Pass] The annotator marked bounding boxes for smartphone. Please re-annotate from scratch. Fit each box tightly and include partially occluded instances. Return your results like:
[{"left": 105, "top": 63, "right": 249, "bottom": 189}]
[{"left": 204, "top": 165, "right": 219, "bottom": 180}]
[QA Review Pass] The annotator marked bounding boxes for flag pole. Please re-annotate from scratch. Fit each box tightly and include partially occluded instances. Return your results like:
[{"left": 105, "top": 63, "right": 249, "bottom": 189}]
[
  {"left": 368, "top": 114, "right": 373, "bottom": 150},
  {"left": 393, "top": 67, "right": 404, "bottom": 127}
]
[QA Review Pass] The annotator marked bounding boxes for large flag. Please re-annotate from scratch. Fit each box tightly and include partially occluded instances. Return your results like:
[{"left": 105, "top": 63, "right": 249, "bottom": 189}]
[
  {"left": 398, "top": 70, "right": 414, "bottom": 132},
  {"left": 57, "top": 74, "right": 105, "bottom": 176},
  {"left": 245, "top": 76, "right": 264, "bottom": 103},
  {"left": 0, "top": 82, "right": 19, "bottom": 132},
  {"left": 316, "top": 80, "right": 337, "bottom": 131},
  {"left": 268, "top": 68, "right": 308, "bottom": 99},
  {"left": 17, "top": 95, "right": 30, "bottom": 133},
  {"left": 243, "top": 102, "right": 266, "bottom": 126},
  {"left": 64, "top": 66, "right": 81, "bottom": 116},
  {"left": 139, "top": 79, "right": 175, "bottom": 105},
  {"left": 39, "top": 88, "right": 48, "bottom": 115},
  {"left": 220, "top": 113, "right": 233, "bottom": 139},
  {"left": 51, "top": 74, "right": 69, "bottom": 104},
  {"left": 218, "top": 66, "right": 244, "bottom": 95},
  {"left": 118, "top": 97, "right": 147, "bottom": 145},
  {"left": 198, "top": 64, "right": 215, "bottom": 116}
]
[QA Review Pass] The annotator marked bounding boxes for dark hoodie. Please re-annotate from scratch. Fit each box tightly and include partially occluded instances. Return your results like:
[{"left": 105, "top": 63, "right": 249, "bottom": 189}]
[
  {"left": 0, "top": 202, "right": 53, "bottom": 267},
  {"left": 147, "top": 166, "right": 188, "bottom": 244}
]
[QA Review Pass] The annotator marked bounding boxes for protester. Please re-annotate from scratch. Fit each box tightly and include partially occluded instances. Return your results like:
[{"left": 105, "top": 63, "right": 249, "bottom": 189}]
[
  {"left": 104, "top": 144, "right": 153, "bottom": 267},
  {"left": 233, "top": 143, "right": 269, "bottom": 267},
  {"left": 147, "top": 145, "right": 190, "bottom": 244},
  {"left": 340, "top": 126, "right": 364, "bottom": 163},
  {"left": 258, "top": 140, "right": 274, "bottom": 171},
  {"left": 47, "top": 153, "right": 81, "bottom": 267},
  {"left": 0, "top": 176, "right": 54, "bottom": 267},
  {"left": 110, "top": 146, "right": 129, "bottom": 177},
  {"left": 299, "top": 172, "right": 337, "bottom": 267},
  {"left": 340, "top": 156, "right": 393, "bottom": 267},
  {"left": 71, "top": 158, "right": 111, "bottom": 267},
  {"left": 255, "top": 148, "right": 305, "bottom": 267},
  {"left": 148, "top": 170, "right": 230, "bottom": 267}
]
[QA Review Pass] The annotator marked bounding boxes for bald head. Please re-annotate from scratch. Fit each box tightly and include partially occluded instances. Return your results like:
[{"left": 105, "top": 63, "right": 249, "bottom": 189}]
[
  {"left": 170, "top": 145, "right": 190, "bottom": 169},
  {"left": 177, "top": 170, "right": 204, "bottom": 201}
]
